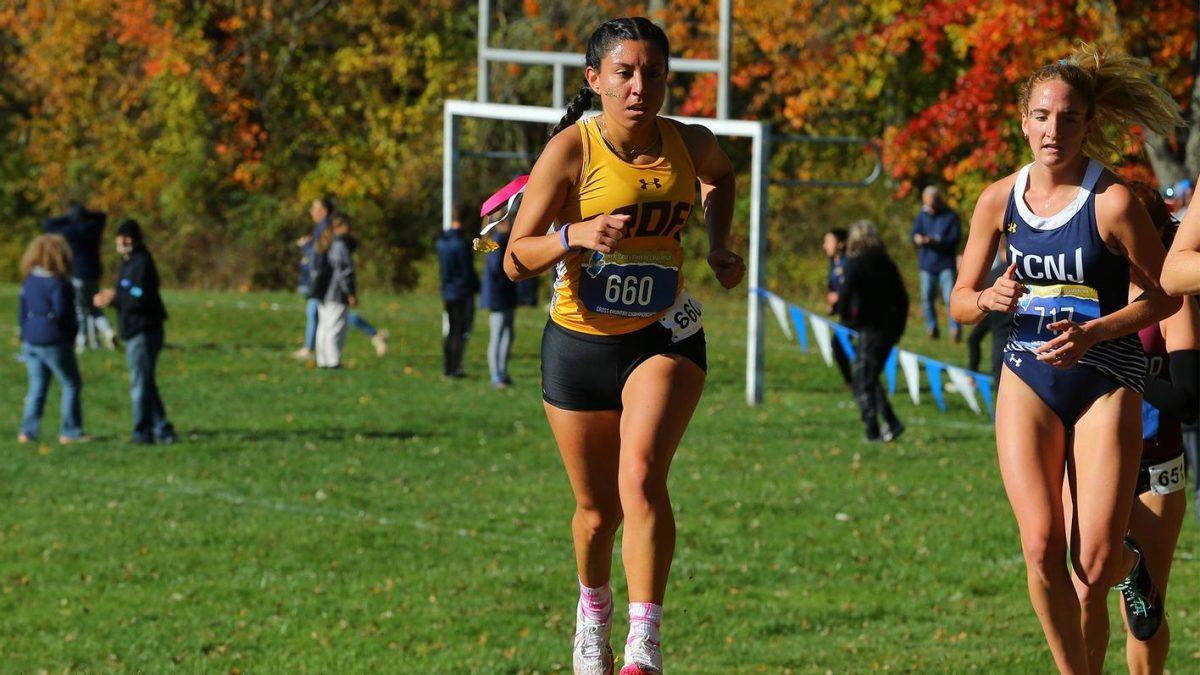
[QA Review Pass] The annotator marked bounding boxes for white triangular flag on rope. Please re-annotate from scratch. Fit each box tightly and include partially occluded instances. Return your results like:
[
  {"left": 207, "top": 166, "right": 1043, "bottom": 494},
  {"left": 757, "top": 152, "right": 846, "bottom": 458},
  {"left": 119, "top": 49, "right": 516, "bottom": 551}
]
[
  {"left": 947, "top": 366, "right": 981, "bottom": 414},
  {"left": 809, "top": 315, "right": 834, "bottom": 366},
  {"left": 766, "top": 292, "right": 792, "bottom": 339},
  {"left": 898, "top": 350, "right": 921, "bottom": 405}
]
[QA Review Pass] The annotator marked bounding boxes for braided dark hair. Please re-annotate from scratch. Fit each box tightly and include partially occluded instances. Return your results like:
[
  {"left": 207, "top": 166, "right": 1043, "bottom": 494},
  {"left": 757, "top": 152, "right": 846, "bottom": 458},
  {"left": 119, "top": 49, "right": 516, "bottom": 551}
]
[{"left": 546, "top": 17, "right": 670, "bottom": 140}]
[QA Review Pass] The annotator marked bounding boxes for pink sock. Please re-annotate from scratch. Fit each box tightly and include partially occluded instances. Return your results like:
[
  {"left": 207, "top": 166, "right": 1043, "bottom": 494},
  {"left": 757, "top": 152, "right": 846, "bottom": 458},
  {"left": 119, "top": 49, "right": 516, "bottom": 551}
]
[
  {"left": 578, "top": 579, "right": 612, "bottom": 622},
  {"left": 627, "top": 602, "right": 662, "bottom": 644}
]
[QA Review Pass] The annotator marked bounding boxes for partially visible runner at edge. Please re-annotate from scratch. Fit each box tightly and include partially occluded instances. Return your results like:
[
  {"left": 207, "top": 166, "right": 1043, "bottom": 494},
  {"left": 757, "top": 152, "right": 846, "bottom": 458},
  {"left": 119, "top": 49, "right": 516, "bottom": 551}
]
[{"left": 1062, "top": 182, "right": 1196, "bottom": 673}]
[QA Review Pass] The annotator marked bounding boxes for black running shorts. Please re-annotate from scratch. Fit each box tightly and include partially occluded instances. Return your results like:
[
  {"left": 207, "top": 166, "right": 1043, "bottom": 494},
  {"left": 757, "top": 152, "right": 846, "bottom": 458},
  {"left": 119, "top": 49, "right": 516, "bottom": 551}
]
[{"left": 540, "top": 319, "right": 707, "bottom": 411}]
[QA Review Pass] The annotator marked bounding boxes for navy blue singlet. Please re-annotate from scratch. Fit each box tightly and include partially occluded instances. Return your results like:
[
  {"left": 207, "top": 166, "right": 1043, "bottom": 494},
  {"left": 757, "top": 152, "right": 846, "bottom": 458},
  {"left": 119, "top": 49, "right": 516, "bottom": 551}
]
[{"left": 1001, "top": 159, "right": 1146, "bottom": 423}]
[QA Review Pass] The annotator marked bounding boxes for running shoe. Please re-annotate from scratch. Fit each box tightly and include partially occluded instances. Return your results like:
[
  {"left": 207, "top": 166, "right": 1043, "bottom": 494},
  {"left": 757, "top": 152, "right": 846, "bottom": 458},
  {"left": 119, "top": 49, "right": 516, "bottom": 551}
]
[
  {"left": 881, "top": 421, "right": 905, "bottom": 443},
  {"left": 1114, "top": 536, "right": 1163, "bottom": 641},
  {"left": 620, "top": 635, "right": 662, "bottom": 675},
  {"left": 58, "top": 435, "right": 93, "bottom": 445},
  {"left": 573, "top": 608, "right": 613, "bottom": 675}
]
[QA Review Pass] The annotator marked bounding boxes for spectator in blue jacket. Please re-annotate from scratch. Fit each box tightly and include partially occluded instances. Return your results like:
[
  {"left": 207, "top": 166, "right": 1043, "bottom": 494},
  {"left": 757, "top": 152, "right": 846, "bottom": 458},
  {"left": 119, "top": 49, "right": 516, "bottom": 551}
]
[
  {"left": 43, "top": 201, "right": 116, "bottom": 351},
  {"left": 437, "top": 203, "right": 480, "bottom": 378},
  {"left": 482, "top": 217, "right": 518, "bottom": 388},
  {"left": 94, "top": 220, "right": 176, "bottom": 445},
  {"left": 18, "top": 234, "right": 88, "bottom": 444},
  {"left": 911, "top": 185, "right": 962, "bottom": 340}
]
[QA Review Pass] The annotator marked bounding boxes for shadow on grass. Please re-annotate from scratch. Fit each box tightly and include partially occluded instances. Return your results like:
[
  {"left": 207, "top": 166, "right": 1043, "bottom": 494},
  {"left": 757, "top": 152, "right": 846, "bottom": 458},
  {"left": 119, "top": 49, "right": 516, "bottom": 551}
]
[
  {"left": 173, "top": 341, "right": 294, "bottom": 352},
  {"left": 181, "top": 428, "right": 420, "bottom": 443}
]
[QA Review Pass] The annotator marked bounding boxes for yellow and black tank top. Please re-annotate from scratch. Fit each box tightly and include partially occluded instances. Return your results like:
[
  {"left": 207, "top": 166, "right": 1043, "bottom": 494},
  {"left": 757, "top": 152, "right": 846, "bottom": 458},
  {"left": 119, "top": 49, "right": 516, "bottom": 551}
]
[{"left": 550, "top": 116, "right": 697, "bottom": 335}]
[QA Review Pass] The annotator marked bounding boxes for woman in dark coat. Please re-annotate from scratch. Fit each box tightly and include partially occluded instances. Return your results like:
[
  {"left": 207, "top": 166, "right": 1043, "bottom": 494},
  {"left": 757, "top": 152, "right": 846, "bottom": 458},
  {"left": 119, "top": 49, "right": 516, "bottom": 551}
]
[{"left": 839, "top": 219, "right": 909, "bottom": 442}]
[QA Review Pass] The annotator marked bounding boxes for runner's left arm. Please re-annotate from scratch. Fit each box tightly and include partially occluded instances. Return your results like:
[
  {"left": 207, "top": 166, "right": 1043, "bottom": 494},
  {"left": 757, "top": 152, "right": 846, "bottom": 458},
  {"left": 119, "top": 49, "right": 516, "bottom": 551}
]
[
  {"left": 505, "top": 127, "right": 630, "bottom": 281},
  {"left": 1038, "top": 181, "right": 1182, "bottom": 365},
  {"left": 679, "top": 122, "right": 743, "bottom": 289}
]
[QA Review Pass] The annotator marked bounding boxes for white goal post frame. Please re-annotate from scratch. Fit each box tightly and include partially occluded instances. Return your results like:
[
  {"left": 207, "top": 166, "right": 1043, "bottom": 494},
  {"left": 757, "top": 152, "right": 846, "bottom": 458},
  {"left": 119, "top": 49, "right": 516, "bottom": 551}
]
[
  {"left": 476, "top": 0, "right": 733, "bottom": 118},
  {"left": 442, "top": 99, "right": 771, "bottom": 405},
  {"left": 446, "top": 2, "right": 882, "bottom": 406}
]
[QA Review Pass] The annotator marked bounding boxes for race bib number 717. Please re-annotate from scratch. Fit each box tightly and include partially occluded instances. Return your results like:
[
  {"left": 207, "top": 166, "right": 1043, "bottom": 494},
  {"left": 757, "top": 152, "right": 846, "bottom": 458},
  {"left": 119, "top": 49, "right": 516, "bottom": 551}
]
[{"left": 1011, "top": 283, "right": 1101, "bottom": 350}]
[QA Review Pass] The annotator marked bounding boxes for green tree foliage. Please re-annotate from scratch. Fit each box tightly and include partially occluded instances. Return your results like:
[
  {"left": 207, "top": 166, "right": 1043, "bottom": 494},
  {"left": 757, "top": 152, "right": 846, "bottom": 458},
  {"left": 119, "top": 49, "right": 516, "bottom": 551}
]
[
  {"left": 0, "top": 1, "right": 475, "bottom": 288},
  {"left": 3, "top": 1, "right": 1194, "bottom": 299}
]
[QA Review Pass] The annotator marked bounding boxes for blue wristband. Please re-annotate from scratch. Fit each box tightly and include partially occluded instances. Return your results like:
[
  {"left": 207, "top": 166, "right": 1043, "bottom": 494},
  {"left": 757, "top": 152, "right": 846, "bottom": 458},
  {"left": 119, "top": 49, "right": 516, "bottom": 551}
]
[{"left": 559, "top": 223, "right": 572, "bottom": 251}]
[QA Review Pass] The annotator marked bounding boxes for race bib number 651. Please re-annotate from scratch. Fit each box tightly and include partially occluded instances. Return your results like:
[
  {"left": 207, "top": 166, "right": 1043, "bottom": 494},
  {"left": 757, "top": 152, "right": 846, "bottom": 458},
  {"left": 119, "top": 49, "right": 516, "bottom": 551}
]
[{"left": 1148, "top": 455, "right": 1186, "bottom": 496}]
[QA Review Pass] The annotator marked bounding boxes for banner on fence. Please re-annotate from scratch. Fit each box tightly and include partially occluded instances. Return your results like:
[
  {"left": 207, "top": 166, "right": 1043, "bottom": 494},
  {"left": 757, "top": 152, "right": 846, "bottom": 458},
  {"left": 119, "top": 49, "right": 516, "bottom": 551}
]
[{"left": 755, "top": 287, "right": 994, "bottom": 415}]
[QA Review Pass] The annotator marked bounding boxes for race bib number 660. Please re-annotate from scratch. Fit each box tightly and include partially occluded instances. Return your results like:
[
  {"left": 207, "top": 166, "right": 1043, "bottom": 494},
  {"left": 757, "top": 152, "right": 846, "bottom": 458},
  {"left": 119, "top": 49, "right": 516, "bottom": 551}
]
[{"left": 579, "top": 250, "right": 679, "bottom": 317}]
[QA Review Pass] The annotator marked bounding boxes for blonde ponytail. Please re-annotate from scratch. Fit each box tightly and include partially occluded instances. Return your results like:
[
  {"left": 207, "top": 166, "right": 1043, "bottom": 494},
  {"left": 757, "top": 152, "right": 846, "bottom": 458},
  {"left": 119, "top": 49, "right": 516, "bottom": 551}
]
[{"left": 1019, "top": 43, "right": 1185, "bottom": 163}]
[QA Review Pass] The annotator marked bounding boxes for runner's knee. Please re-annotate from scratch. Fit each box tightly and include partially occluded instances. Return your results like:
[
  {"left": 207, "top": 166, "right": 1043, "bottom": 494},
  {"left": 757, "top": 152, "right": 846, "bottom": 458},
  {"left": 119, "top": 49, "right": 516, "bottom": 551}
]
[
  {"left": 619, "top": 460, "right": 670, "bottom": 512},
  {"left": 1020, "top": 531, "right": 1067, "bottom": 585},
  {"left": 1073, "top": 539, "right": 1128, "bottom": 588},
  {"left": 574, "top": 503, "right": 622, "bottom": 539}
]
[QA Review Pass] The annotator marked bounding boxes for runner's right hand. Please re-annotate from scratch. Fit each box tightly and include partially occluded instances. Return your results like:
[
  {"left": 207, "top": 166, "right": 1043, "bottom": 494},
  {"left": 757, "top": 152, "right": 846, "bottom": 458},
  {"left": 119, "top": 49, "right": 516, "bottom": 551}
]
[
  {"left": 93, "top": 289, "right": 116, "bottom": 308},
  {"left": 569, "top": 214, "right": 630, "bottom": 254},
  {"left": 981, "top": 263, "right": 1027, "bottom": 312}
]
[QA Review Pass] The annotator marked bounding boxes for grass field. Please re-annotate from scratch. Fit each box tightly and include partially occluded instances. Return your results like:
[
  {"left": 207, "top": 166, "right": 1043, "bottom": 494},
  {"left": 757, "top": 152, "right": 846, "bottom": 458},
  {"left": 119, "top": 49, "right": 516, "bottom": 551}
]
[{"left": 1, "top": 282, "right": 1197, "bottom": 673}]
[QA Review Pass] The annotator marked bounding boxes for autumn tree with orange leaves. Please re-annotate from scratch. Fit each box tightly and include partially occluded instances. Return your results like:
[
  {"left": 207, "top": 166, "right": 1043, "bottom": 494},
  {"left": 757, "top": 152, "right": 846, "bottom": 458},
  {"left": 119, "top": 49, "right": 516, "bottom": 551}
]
[
  {"left": 647, "top": 0, "right": 1197, "bottom": 205},
  {"left": 0, "top": 1, "right": 474, "bottom": 287},
  {"left": 1, "top": 1, "right": 1196, "bottom": 290}
]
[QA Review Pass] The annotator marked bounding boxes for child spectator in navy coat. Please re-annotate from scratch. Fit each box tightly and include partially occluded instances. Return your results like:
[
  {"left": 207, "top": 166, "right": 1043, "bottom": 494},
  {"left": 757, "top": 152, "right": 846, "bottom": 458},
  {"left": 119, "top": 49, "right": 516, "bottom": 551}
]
[{"left": 18, "top": 234, "right": 88, "bottom": 444}]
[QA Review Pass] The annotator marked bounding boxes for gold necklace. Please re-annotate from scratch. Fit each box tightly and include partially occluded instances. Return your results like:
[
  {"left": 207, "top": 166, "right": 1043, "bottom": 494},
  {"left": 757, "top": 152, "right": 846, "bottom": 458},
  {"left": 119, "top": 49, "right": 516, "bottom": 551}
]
[{"left": 597, "top": 116, "right": 660, "bottom": 160}]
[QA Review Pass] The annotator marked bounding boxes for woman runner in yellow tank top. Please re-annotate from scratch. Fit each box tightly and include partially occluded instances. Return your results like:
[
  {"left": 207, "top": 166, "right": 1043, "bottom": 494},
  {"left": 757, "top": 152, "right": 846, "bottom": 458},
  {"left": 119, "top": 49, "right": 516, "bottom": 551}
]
[{"left": 503, "top": 17, "right": 742, "bottom": 675}]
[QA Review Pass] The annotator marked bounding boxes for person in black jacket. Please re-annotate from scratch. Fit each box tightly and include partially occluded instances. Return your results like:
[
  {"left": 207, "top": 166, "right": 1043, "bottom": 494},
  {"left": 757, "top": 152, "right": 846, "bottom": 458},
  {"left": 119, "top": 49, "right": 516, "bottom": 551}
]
[
  {"left": 839, "top": 219, "right": 909, "bottom": 442},
  {"left": 436, "top": 203, "right": 480, "bottom": 378},
  {"left": 311, "top": 214, "right": 358, "bottom": 368},
  {"left": 43, "top": 201, "right": 117, "bottom": 351},
  {"left": 94, "top": 220, "right": 176, "bottom": 444},
  {"left": 17, "top": 234, "right": 88, "bottom": 444}
]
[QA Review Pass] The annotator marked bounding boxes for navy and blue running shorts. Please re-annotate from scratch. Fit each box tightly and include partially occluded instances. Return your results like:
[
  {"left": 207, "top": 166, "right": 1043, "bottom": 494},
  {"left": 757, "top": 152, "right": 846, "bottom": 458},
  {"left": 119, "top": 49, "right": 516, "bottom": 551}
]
[{"left": 1003, "top": 350, "right": 1124, "bottom": 426}]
